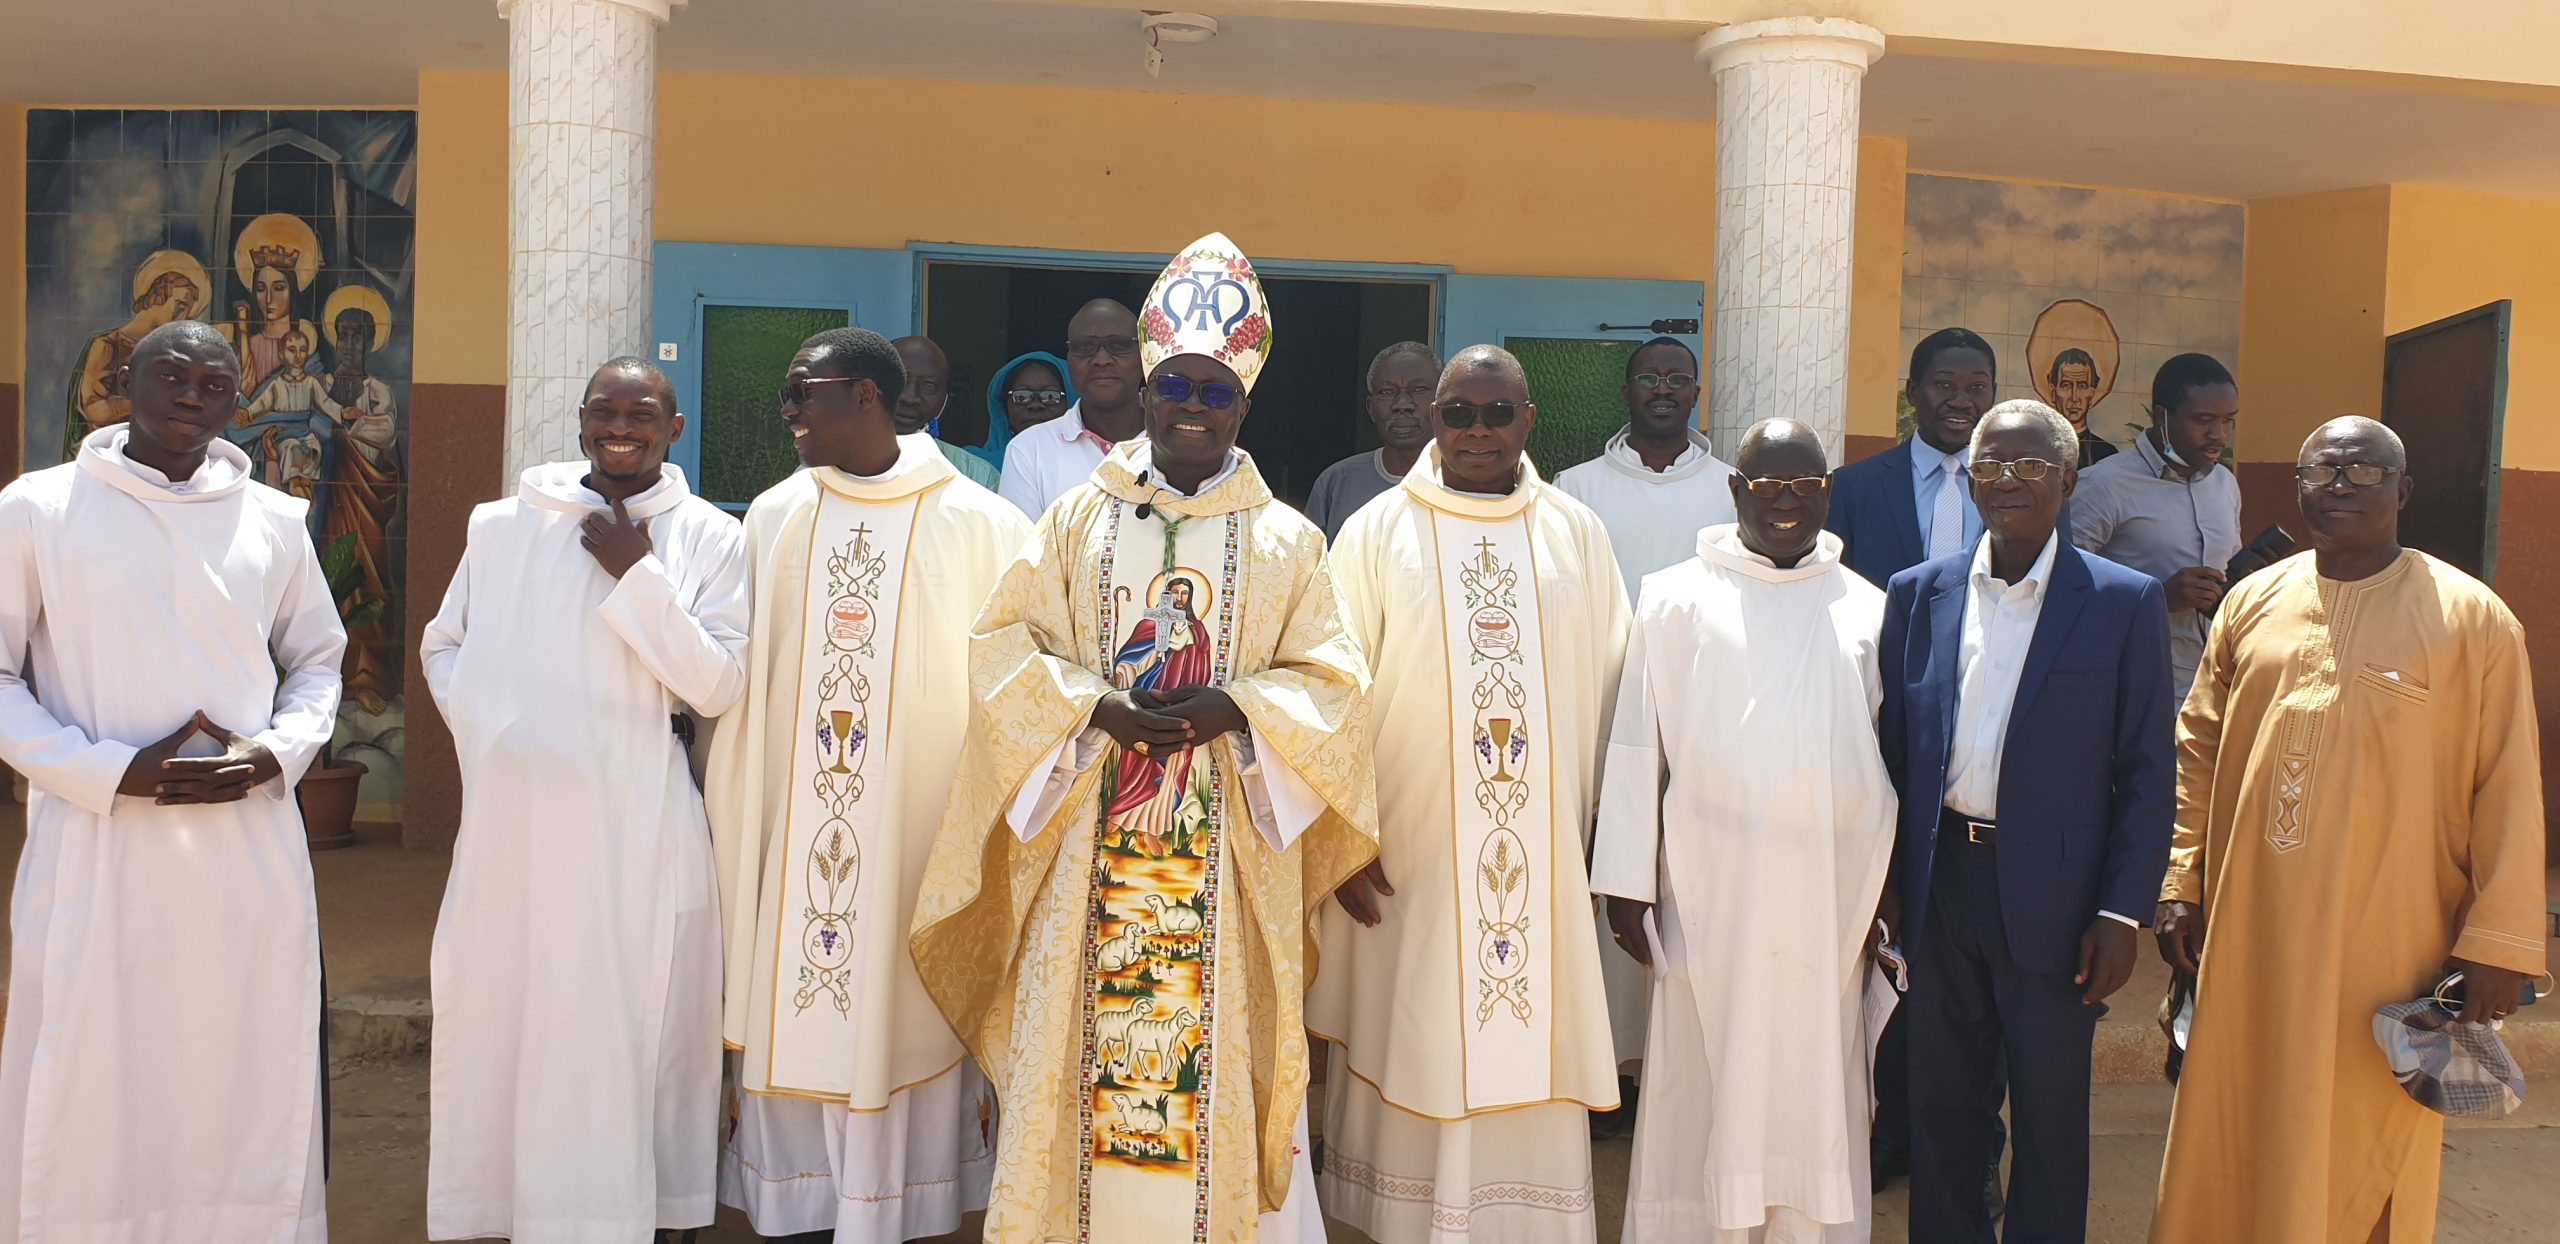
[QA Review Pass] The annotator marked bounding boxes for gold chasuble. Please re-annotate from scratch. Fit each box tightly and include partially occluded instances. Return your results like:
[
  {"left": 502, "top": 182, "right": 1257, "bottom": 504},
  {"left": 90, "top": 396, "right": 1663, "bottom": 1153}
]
[
  {"left": 2151, "top": 551, "right": 2546, "bottom": 1244},
  {"left": 710, "top": 439, "right": 1032, "bottom": 1107},
  {"left": 912, "top": 441, "right": 1376, "bottom": 1244},
  {"left": 1310, "top": 446, "right": 1629, "bottom": 1119}
]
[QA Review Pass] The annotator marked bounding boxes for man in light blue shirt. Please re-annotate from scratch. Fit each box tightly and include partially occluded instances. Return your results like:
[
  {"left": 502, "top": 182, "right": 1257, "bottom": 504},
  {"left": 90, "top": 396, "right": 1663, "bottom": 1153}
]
[{"left": 2069, "top": 354, "right": 2243, "bottom": 703}]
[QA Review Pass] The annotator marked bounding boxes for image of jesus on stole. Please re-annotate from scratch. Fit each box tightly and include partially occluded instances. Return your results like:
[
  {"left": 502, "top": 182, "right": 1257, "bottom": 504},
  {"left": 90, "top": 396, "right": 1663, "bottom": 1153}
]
[{"left": 1105, "top": 572, "right": 1215, "bottom": 849}]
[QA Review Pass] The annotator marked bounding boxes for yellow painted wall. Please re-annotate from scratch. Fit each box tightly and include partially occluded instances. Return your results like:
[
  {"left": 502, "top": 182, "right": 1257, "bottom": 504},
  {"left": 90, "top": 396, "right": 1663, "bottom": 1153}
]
[
  {"left": 415, "top": 73, "right": 509, "bottom": 386},
  {"left": 1847, "top": 136, "right": 1907, "bottom": 441},
  {"left": 655, "top": 74, "right": 1724, "bottom": 273},
  {"left": 411, "top": 70, "right": 1907, "bottom": 428},
  {"left": 2237, "top": 186, "right": 2391, "bottom": 462},
  {"left": 2384, "top": 186, "right": 2560, "bottom": 472}
]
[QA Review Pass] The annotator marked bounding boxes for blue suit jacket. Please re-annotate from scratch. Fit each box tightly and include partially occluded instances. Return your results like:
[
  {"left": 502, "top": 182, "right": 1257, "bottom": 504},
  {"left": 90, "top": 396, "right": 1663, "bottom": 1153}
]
[
  {"left": 1827, "top": 438, "right": 1926, "bottom": 587},
  {"left": 1877, "top": 541, "right": 2177, "bottom": 975}
]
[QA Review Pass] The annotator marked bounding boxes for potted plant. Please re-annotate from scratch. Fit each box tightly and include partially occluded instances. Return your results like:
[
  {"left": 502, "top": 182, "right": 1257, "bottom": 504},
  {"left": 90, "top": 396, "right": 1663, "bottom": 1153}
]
[{"left": 296, "top": 531, "right": 382, "bottom": 851}]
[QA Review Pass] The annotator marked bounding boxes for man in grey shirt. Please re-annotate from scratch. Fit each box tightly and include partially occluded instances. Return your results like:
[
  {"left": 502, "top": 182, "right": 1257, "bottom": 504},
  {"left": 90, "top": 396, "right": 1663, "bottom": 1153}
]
[
  {"left": 2069, "top": 353, "right": 2243, "bottom": 702},
  {"left": 1306, "top": 342, "right": 1438, "bottom": 540}
]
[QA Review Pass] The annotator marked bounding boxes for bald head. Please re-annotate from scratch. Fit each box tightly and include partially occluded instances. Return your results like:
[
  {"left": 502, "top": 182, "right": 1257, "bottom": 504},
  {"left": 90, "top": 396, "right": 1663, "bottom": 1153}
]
[
  {"left": 1066, "top": 299, "right": 1142, "bottom": 418},
  {"left": 2301, "top": 415, "right": 2406, "bottom": 471},
  {"left": 1442, "top": 345, "right": 1531, "bottom": 403},
  {"left": 131, "top": 320, "right": 238, "bottom": 375},
  {"left": 1727, "top": 419, "right": 1832, "bottom": 567},
  {"left": 1733, "top": 418, "right": 1830, "bottom": 478}
]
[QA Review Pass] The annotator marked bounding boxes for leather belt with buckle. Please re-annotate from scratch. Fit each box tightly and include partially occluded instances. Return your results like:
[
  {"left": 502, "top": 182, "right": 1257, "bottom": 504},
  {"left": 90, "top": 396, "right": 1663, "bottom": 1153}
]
[{"left": 1940, "top": 807, "right": 1996, "bottom": 846}]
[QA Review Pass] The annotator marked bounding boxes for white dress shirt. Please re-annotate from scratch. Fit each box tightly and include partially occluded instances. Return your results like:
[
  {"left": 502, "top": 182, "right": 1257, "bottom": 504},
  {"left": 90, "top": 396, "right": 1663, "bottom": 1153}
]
[
  {"left": 1944, "top": 532, "right": 2054, "bottom": 820},
  {"left": 996, "top": 401, "right": 1116, "bottom": 518},
  {"left": 1943, "top": 532, "right": 2135, "bottom": 926}
]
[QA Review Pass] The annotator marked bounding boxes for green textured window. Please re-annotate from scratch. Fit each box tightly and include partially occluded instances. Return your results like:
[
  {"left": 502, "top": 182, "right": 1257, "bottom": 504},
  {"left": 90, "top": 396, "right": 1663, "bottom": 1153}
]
[
  {"left": 1506, "top": 336, "right": 1636, "bottom": 479},
  {"left": 699, "top": 303, "right": 850, "bottom": 505}
]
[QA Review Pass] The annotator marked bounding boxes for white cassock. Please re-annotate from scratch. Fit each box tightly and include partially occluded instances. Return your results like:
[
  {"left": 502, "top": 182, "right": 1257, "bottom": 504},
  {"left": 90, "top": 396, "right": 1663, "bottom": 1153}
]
[
  {"left": 708, "top": 438, "right": 1027, "bottom": 1240},
  {"left": 1311, "top": 446, "right": 1629, "bottom": 1244},
  {"left": 1588, "top": 525, "right": 1894, "bottom": 1244},
  {"left": 0, "top": 428, "right": 344, "bottom": 1241},
  {"left": 420, "top": 462, "right": 749, "bottom": 1241},
  {"left": 1552, "top": 426, "right": 1738, "bottom": 1072}
]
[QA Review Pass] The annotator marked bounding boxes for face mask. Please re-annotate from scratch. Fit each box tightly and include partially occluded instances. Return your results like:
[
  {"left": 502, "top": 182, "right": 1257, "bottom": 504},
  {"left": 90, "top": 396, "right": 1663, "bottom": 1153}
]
[{"left": 2152, "top": 420, "right": 2197, "bottom": 471}]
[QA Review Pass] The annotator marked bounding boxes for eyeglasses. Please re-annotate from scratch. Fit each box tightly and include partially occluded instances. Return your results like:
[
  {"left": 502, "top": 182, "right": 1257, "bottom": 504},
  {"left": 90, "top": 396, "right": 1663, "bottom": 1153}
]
[
  {"left": 1150, "top": 374, "right": 1241, "bottom": 410},
  {"left": 1740, "top": 475, "right": 1831, "bottom": 498},
  {"left": 1005, "top": 389, "right": 1070, "bottom": 410},
  {"left": 1437, "top": 401, "right": 1522, "bottom": 430},
  {"left": 1965, "top": 457, "right": 2061, "bottom": 484},
  {"left": 2295, "top": 463, "right": 2396, "bottom": 487},
  {"left": 1369, "top": 384, "right": 1435, "bottom": 405},
  {"left": 778, "top": 376, "right": 860, "bottom": 407},
  {"left": 1630, "top": 372, "right": 1697, "bottom": 392},
  {"left": 1066, "top": 337, "right": 1140, "bottom": 360}
]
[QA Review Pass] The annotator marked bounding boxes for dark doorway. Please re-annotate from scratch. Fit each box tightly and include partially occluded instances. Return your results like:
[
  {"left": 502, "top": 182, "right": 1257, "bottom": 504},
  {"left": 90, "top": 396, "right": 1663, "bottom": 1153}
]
[
  {"left": 2381, "top": 301, "right": 2511, "bottom": 580},
  {"left": 923, "top": 260, "right": 1435, "bottom": 507}
]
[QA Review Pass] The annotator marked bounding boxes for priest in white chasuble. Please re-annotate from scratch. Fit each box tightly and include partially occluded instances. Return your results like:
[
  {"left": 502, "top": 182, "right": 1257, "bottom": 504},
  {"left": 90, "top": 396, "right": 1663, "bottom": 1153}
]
[
  {"left": 1312, "top": 344, "right": 1632, "bottom": 1244},
  {"left": 421, "top": 357, "right": 751, "bottom": 1243},
  {"left": 706, "top": 328, "right": 1030, "bottom": 1241},
  {"left": 1589, "top": 419, "right": 1896, "bottom": 1244},
  {"left": 0, "top": 323, "right": 344, "bottom": 1240},
  {"left": 912, "top": 233, "right": 1378, "bottom": 1244}
]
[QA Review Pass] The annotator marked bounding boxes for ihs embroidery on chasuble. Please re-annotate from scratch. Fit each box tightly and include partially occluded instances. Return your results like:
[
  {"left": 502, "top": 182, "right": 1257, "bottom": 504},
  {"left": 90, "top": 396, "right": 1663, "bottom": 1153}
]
[
  {"left": 768, "top": 489, "right": 922, "bottom": 1097},
  {"left": 1075, "top": 504, "right": 1242, "bottom": 1244},
  {"left": 1432, "top": 514, "right": 1558, "bottom": 1110}
]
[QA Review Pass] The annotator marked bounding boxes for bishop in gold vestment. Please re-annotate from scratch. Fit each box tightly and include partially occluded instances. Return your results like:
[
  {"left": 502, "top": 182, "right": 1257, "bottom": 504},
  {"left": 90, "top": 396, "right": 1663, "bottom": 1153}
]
[
  {"left": 912, "top": 234, "right": 1376, "bottom": 1244},
  {"left": 2151, "top": 547, "right": 2545, "bottom": 1243}
]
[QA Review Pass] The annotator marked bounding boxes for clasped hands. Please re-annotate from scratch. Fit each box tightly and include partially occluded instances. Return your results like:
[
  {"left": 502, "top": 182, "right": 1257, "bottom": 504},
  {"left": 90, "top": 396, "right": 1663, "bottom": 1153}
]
[
  {"left": 115, "top": 712, "right": 282, "bottom": 805},
  {"left": 1092, "top": 686, "right": 1248, "bottom": 756}
]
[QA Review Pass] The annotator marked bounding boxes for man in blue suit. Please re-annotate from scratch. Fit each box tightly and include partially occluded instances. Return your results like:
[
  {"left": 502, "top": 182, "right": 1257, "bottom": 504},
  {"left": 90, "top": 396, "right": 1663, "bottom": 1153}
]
[
  {"left": 1829, "top": 327, "right": 1997, "bottom": 587},
  {"left": 1832, "top": 326, "right": 2000, "bottom": 1201},
  {"left": 1877, "top": 399, "right": 2174, "bottom": 1243}
]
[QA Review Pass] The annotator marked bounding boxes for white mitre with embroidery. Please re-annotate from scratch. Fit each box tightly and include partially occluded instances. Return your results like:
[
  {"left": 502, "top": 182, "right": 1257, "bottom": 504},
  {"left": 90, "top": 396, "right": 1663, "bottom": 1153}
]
[{"left": 1139, "top": 231, "right": 1274, "bottom": 391}]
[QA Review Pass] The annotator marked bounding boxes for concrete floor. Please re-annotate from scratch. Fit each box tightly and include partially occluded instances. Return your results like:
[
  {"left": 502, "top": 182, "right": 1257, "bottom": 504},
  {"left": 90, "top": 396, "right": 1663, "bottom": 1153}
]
[
  {"left": 4, "top": 796, "right": 2559, "bottom": 1241},
  {"left": 317, "top": 1061, "right": 2560, "bottom": 1243}
]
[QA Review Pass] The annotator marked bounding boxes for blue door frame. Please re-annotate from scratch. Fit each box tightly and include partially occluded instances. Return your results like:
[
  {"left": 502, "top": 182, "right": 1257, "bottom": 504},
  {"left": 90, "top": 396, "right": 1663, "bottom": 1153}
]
[{"left": 653, "top": 240, "right": 1706, "bottom": 478}]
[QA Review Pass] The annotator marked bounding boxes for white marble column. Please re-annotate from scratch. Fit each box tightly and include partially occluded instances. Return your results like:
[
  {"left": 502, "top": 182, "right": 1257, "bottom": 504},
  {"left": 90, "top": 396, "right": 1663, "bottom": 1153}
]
[
  {"left": 1698, "top": 17, "right": 1884, "bottom": 463},
  {"left": 497, "top": 0, "right": 679, "bottom": 479}
]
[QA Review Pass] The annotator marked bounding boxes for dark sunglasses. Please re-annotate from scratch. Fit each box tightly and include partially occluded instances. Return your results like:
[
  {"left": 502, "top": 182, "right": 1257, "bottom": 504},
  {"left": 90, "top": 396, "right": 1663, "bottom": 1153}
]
[
  {"left": 1741, "top": 475, "right": 1830, "bottom": 498},
  {"left": 1965, "top": 457, "right": 2061, "bottom": 484},
  {"left": 2295, "top": 463, "right": 2395, "bottom": 487},
  {"left": 1066, "top": 337, "right": 1140, "bottom": 360},
  {"left": 778, "top": 375, "right": 860, "bottom": 408},
  {"left": 1005, "top": 389, "right": 1070, "bottom": 410},
  {"left": 1437, "top": 401, "right": 1521, "bottom": 430},
  {"left": 1630, "top": 372, "right": 1697, "bottom": 392},
  {"left": 1150, "top": 374, "right": 1242, "bottom": 410}
]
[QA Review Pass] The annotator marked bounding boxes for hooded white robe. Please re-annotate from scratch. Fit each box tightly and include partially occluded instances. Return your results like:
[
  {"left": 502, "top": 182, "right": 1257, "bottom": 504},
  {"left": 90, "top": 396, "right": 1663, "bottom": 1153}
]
[
  {"left": 0, "top": 427, "right": 344, "bottom": 1241},
  {"left": 1588, "top": 526, "right": 1893, "bottom": 1244},
  {"left": 421, "top": 462, "right": 750, "bottom": 1242}
]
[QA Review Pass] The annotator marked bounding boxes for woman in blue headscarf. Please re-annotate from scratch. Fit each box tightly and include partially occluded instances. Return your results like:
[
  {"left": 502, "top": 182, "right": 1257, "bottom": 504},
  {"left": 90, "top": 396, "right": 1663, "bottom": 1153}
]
[{"left": 971, "top": 350, "right": 1077, "bottom": 472}]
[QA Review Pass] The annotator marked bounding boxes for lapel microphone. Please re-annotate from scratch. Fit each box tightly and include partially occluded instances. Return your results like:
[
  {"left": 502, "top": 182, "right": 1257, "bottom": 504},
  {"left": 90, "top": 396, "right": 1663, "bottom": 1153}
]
[{"left": 1133, "top": 470, "right": 1157, "bottom": 520}]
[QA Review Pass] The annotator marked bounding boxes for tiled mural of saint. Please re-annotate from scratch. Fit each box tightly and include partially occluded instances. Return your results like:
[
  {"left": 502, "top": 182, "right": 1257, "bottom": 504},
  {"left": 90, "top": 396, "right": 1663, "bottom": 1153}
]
[{"left": 26, "top": 108, "right": 418, "bottom": 797}]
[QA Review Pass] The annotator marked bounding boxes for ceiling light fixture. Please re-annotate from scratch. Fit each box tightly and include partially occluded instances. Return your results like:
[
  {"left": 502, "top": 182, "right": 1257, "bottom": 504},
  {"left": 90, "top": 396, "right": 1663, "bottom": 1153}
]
[{"left": 1140, "top": 11, "right": 1220, "bottom": 79}]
